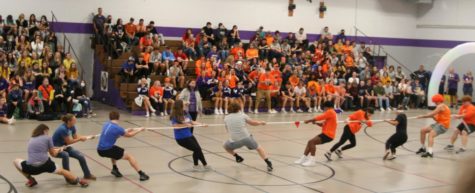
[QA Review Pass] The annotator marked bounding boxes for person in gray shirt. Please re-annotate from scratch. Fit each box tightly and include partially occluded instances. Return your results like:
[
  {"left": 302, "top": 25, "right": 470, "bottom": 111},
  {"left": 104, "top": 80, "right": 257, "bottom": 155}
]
[
  {"left": 223, "top": 101, "right": 273, "bottom": 171},
  {"left": 13, "top": 124, "right": 88, "bottom": 187}
]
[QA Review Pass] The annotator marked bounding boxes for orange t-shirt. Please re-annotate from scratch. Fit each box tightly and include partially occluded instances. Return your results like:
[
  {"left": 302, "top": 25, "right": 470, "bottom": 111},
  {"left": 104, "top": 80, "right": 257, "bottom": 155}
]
[
  {"left": 348, "top": 110, "right": 373, "bottom": 134},
  {"left": 125, "top": 23, "right": 136, "bottom": 35},
  {"left": 265, "top": 35, "right": 274, "bottom": 46},
  {"left": 313, "top": 109, "right": 338, "bottom": 139},
  {"left": 435, "top": 104, "right": 451, "bottom": 129},
  {"left": 270, "top": 70, "right": 281, "bottom": 79},
  {"left": 345, "top": 56, "right": 354, "bottom": 67},
  {"left": 149, "top": 86, "right": 164, "bottom": 98},
  {"left": 321, "top": 63, "right": 329, "bottom": 74},
  {"left": 248, "top": 70, "right": 259, "bottom": 82},
  {"left": 342, "top": 45, "right": 353, "bottom": 55},
  {"left": 258, "top": 73, "right": 275, "bottom": 90},
  {"left": 246, "top": 48, "right": 258, "bottom": 59},
  {"left": 325, "top": 84, "right": 335, "bottom": 94},
  {"left": 227, "top": 75, "right": 238, "bottom": 89},
  {"left": 230, "top": 47, "right": 244, "bottom": 59},
  {"left": 459, "top": 104, "right": 475, "bottom": 125},
  {"left": 289, "top": 75, "right": 299, "bottom": 87}
]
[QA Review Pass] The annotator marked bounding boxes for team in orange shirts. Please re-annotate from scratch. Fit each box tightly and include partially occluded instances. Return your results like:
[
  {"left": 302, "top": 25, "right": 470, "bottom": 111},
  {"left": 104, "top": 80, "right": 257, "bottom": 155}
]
[
  {"left": 325, "top": 108, "right": 374, "bottom": 161},
  {"left": 416, "top": 94, "right": 451, "bottom": 158},
  {"left": 445, "top": 96, "right": 475, "bottom": 153},
  {"left": 294, "top": 101, "right": 337, "bottom": 167}
]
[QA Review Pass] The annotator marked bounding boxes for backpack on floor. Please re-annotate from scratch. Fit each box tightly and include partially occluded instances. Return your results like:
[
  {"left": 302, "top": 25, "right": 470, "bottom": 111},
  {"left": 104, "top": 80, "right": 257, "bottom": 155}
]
[{"left": 37, "top": 113, "right": 58, "bottom": 121}]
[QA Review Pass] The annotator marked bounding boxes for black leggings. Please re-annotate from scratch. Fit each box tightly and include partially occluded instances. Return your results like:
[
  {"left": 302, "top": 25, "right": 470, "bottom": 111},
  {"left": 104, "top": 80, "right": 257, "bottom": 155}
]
[
  {"left": 189, "top": 111, "right": 198, "bottom": 134},
  {"left": 330, "top": 125, "right": 356, "bottom": 152},
  {"left": 176, "top": 136, "right": 207, "bottom": 166},
  {"left": 385, "top": 133, "right": 408, "bottom": 154}
]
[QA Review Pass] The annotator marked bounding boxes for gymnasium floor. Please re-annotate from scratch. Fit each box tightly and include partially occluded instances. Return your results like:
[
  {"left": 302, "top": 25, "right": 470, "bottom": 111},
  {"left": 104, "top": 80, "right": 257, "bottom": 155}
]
[{"left": 0, "top": 102, "right": 472, "bottom": 193}]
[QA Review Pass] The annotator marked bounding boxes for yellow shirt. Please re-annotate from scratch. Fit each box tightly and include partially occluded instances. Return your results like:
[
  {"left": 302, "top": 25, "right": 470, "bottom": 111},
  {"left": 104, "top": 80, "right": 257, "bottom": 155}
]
[
  {"left": 381, "top": 76, "right": 391, "bottom": 86},
  {"left": 18, "top": 57, "right": 32, "bottom": 68},
  {"left": 63, "top": 59, "right": 75, "bottom": 70}
]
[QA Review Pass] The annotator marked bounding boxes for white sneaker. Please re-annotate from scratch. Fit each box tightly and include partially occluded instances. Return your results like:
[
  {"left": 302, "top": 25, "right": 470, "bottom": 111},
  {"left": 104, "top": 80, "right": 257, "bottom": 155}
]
[
  {"left": 202, "top": 165, "right": 213, "bottom": 172},
  {"left": 225, "top": 110, "right": 229, "bottom": 115},
  {"left": 219, "top": 109, "right": 224, "bottom": 115},
  {"left": 160, "top": 112, "right": 165, "bottom": 116},
  {"left": 248, "top": 108, "right": 252, "bottom": 113},
  {"left": 297, "top": 109, "right": 303, "bottom": 113},
  {"left": 386, "top": 108, "right": 391, "bottom": 112},
  {"left": 145, "top": 112, "right": 150, "bottom": 117},
  {"left": 302, "top": 156, "right": 316, "bottom": 167},
  {"left": 380, "top": 107, "right": 385, "bottom": 112},
  {"left": 254, "top": 109, "right": 259, "bottom": 114},
  {"left": 192, "top": 165, "right": 202, "bottom": 172},
  {"left": 290, "top": 108, "right": 296, "bottom": 113},
  {"left": 150, "top": 108, "right": 156, "bottom": 113},
  {"left": 7, "top": 117, "right": 15, "bottom": 125},
  {"left": 308, "top": 108, "right": 313, "bottom": 113},
  {"left": 214, "top": 108, "right": 219, "bottom": 115},
  {"left": 164, "top": 111, "right": 168, "bottom": 116},
  {"left": 318, "top": 108, "right": 323, "bottom": 112},
  {"left": 294, "top": 155, "right": 308, "bottom": 164},
  {"left": 269, "top": 109, "right": 277, "bottom": 114},
  {"left": 282, "top": 109, "right": 287, "bottom": 113},
  {"left": 314, "top": 107, "right": 318, "bottom": 112}
]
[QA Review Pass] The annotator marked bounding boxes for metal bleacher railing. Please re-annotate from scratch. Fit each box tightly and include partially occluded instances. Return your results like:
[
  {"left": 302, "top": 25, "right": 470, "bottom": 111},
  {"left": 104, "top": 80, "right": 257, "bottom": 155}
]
[
  {"left": 353, "top": 26, "right": 415, "bottom": 77},
  {"left": 50, "top": 11, "right": 85, "bottom": 81}
]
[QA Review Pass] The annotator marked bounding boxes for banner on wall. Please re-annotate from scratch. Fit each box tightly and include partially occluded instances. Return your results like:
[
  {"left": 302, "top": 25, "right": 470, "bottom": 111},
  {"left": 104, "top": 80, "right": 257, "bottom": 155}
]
[{"left": 101, "top": 71, "right": 108, "bottom": 92}]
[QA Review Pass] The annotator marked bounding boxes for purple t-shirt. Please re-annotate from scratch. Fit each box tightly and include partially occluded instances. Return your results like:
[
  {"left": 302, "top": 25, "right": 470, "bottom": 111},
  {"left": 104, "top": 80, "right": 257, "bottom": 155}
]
[
  {"left": 447, "top": 73, "right": 459, "bottom": 89},
  {"left": 463, "top": 75, "right": 473, "bottom": 87},
  {"left": 27, "top": 135, "right": 53, "bottom": 165}
]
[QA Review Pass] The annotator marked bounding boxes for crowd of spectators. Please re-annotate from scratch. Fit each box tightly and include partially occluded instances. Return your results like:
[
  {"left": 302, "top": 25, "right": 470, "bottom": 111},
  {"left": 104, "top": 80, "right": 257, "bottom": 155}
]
[
  {"left": 91, "top": 8, "right": 474, "bottom": 117},
  {"left": 0, "top": 13, "right": 94, "bottom": 124}
]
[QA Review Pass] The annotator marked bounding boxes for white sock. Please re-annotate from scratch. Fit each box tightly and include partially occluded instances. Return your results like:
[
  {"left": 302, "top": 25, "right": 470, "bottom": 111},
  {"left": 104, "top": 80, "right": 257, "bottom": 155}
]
[
  {"left": 427, "top": 147, "right": 433, "bottom": 153},
  {"left": 421, "top": 144, "right": 426, "bottom": 149}
]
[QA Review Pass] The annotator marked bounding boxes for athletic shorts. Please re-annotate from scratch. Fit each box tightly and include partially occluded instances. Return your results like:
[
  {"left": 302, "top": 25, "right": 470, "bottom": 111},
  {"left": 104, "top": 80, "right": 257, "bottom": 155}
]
[
  {"left": 97, "top": 145, "right": 125, "bottom": 160},
  {"left": 457, "top": 123, "right": 475, "bottom": 134},
  {"left": 224, "top": 135, "right": 259, "bottom": 150},
  {"left": 21, "top": 158, "right": 57, "bottom": 175},
  {"left": 448, "top": 88, "right": 457, "bottom": 96},
  {"left": 318, "top": 134, "right": 333, "bottom": 144},
  {"left": 431, "top": 123, "right": 448, "bottom": 135}
]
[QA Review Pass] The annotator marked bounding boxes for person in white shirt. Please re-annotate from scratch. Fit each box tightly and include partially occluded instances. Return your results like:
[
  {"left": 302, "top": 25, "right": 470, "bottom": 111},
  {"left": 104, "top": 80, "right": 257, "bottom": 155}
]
[
  {"left": 348, "top": 72, "right": 360, "bottom": 85},
  {"left": 294, "top": 82, "right": 311, "bottom": 113},
  {"left": 295, "top": 28, "right": 307, "bottom": 45}
]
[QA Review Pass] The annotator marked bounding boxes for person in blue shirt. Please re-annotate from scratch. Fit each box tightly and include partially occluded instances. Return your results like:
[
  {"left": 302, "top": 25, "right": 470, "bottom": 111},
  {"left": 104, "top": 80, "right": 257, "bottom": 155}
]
[
  {"left": 162, "top": 46, "right": 176, "bottom": 62},
  {"left": 120, "top": 57, "right": 136, "bottom": 83},
  {"left": 170, "top": 100, "right": 211, "bottom": 171},
  {"left": 97, "top": 111, "right": 149, "bottom": 181},
  {"left": 52, "top": 114, "right": 96, "bottom": 180}
]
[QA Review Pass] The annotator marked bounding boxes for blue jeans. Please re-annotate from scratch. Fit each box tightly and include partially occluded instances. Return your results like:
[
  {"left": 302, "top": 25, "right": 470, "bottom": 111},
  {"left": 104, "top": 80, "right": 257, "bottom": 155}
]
[{"left": 55, "top": 146, "right": 92, "bottom": 177}]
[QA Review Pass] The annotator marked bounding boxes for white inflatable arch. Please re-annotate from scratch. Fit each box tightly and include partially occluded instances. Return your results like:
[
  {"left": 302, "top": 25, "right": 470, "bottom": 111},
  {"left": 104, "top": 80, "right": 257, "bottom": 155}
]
[{"left": 428, "top": 42, "right": 475, "bottom": 106}]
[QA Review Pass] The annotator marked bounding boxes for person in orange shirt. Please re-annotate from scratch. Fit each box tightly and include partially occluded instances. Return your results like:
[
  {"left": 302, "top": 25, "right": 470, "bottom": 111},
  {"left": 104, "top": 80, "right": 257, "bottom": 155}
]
[
  {"left": 149, "top": 80, "right": 164, "bottom": 116},
  {"left": 307, "top": 80, "right": 319, "bottom": 112},
  {"left": 325, "top": 80, "right": 340, "bottom": 110},
  {"left": 325, "top": 108, "right": 374, "bottom": 161},
  {"left": 245, "top": 44, "right": 259, "bottom": 60},
  {"left": 269, "top": 64, "right": 281, "bottom": 80},
  {"left": 416, "top": 94, "right": 451, "bottom": 158},
  {"left": 294, "top": 101, "right": 337, "bottom": 167},
  {"left": 288, "top": 71, "right": 300, "bottom": 88},
  {"left": 445, "top": 96, "right": 475, "bottom": 153},
  {"left": 254, "top": 69, "right": 276, "bottom": 114},
  {"left": 342, "top": 40, "right": 353, "bottom": 55},
  {"left": 344, "top": 53, "right": 354, "bottom": 68},
  {"left": 124, "top": 17, "right": 138, "bottom": 45},
  {"left": 230, "top": 43, "right": 245, "bottom": 60},
  {"left": 226, "top": 69, "right": 240, "bottom": 89}
]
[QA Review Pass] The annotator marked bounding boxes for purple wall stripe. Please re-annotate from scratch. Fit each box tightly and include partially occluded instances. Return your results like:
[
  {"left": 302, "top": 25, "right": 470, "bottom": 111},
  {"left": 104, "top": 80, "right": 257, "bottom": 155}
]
[{"left": 50, "top": 21, "right": 469, "bottom": 49}]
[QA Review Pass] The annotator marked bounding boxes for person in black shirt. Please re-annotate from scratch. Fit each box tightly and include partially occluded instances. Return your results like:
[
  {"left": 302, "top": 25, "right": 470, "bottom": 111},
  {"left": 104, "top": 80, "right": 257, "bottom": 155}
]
[
  {"left": 383, "top": 110, "right": 408, "bottom": 160},
  {"left": 413, "top": 65, "right": 430, "bottom": 89},
  {"left": 202, "top": 22, "right": 214, "bottom": 44}
]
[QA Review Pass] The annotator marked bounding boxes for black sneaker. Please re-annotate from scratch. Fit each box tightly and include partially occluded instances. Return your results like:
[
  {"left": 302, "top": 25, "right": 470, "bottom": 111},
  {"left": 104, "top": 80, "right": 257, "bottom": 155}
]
[
  {"left": 266, "top": 161, "right": 273, "bottom": 172},
  {"left": 111, "top": 168, "right": 123, "bottom": 177},
  {"left": 335, "top": 149, "right": 343, "bottom": 158},
  {"left": 416, "top": 148, "right": 426, "bottom": 155},
  {"left": 235, "top": 155, "right": 244, "bottom": 163},
  {"left": 139, "top": 172, "right": 150, "bottom": 181},
  {"left": 421, "top": 152, "right": 433, "bottom": 158},
  {"left": 444, "top": 145, "right": 454, "bottom": 151},
  {"left": 456, "top": 148, "right": 466, "bottom": 154},
  {"left": 324, "top": 152, "right": 333, "bottom": 161}
]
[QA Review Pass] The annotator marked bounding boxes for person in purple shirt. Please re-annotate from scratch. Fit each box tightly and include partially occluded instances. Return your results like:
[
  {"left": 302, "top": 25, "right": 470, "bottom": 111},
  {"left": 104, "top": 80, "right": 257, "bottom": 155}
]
[
  {"left": 0, "top": 75, "right": 8, "bottom": 98},
  {"left": 447, "top": 67, "right": 460, "bottom": 108},
  {"left": 463, "top": 71, "right": 473, "bottom": 97},
  {"left": 196, "top": 72, "right": 210, "bottom": 100},
  {"left": 120, "top": 57, "right": 135, "bottom": 83}
]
